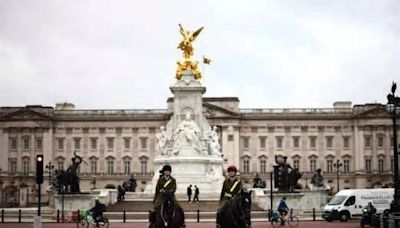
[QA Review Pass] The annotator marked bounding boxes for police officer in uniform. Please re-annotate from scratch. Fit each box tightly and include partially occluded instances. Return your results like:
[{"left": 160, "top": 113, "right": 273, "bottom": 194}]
[
  {"left": 149, "top": 165, "right": 185, "bottom": 227},
  {"left": 216, "top": 165, "right": 243, "bottom": 228}
]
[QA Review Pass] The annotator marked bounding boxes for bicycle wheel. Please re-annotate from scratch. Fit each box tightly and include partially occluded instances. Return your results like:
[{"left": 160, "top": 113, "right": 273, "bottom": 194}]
[
  {"left": 101, "top": 217, "right": 109, "bottom": 228},
  {"left": 287, "top": 215, "right": 299, "bottom": 228},
  {"left": 271, "top": 217, "right": 282, "bottom": 227},
  {"left": 77, "top": 219, "right": 89, "bottom": 228}
]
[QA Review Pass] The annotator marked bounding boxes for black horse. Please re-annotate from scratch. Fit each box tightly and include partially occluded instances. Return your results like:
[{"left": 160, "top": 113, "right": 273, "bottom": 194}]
[
  {"left": 217, "top": 191, "right": 252, "bottom": 228},
  {"left": 152, "top": 190, "right": 185, "bottom": 228}
]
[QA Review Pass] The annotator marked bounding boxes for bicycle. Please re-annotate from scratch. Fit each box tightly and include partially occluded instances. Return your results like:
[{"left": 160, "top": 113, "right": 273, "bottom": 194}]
[
  {"left": 78, "top": 210, "right": 109, "bottom": 228},
  {"left": 270, "top": 211, "right": 299, "bottom": 227}
]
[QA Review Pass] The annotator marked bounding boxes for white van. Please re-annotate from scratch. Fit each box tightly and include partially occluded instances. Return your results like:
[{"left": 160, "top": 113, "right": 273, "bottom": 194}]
[{"left": 322, "top": 188, "right": 393, "bottom": 222}]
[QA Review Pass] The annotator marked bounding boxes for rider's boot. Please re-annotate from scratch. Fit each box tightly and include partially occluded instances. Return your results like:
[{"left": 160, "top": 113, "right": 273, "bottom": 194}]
[
  {"left": 215, "top": 212, "right": 221, "bottom": 228},
  {"left": 178, "top": 207, "right": 186, "bottom": 227},
  {"left": 148, "top": 210, "right": 155, "bottom": 228}
]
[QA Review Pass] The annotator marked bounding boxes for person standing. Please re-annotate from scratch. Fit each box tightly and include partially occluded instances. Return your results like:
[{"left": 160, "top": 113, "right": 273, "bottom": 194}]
[
  {"left": 128, "top": 174, "right": 137, "bottom": 192},
  {"left": 187, "top": 185, "right": 193, "bottom": 202},
  {"left": 193, "top": 185, "right": 199, "bottom": 202}
]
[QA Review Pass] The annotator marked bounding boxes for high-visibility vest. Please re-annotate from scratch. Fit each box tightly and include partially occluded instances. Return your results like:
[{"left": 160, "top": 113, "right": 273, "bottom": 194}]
[
  {"left": 224, "top": 180, "right": 240, "bottom": 198},
  {"left": 160, "top": 179, "right": 172, "bottom": 192}
]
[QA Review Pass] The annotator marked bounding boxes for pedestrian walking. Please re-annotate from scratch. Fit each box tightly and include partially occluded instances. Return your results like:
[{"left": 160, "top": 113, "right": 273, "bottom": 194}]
[
  {"left": 187, "top": 184, "right": 193, "bottom": 202},
  {"left": 193, "top": 185, "right": 199, "bottom": 202}
]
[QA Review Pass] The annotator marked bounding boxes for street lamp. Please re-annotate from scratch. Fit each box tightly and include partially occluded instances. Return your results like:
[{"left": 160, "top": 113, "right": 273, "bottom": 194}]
[
  {"left": 92, "top": 175, "right": 96, "bottom": 190},
  {"left": 333, "top": 160, "right": 343, "bottom": 193},
  {"left": 386, "top": 82, "right": 400, "bottom": 213},
  {"left": 45, "top": 162, "right": 54, "bottom": 185}
]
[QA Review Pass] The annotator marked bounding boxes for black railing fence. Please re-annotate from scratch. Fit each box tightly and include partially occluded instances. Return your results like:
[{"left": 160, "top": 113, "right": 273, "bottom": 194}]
[{"left": 0, "top": 208, "right": 324, "bottom": 223}]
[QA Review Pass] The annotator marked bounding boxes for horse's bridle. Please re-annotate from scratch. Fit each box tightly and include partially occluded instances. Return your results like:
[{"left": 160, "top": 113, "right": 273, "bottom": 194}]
[
  {"left": 160, "top": 198, "right": 175, "bottom": 227},
  {"left": 236, "top": 195, "right": 252, "bottom": 228}
]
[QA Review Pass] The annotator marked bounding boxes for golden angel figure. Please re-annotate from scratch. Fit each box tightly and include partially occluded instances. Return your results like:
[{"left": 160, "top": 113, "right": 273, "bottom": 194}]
[{"left": 178, "top": 24, "right": 204, "bottom": 59}]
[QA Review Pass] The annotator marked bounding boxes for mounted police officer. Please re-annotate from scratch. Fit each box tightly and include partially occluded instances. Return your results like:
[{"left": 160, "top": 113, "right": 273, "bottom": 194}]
[
  {"left": 216, "top": 165, "right": 243, "bottom": 228},
  {"left": 149, "top": 165, "right": 185, "bottom": 227}
]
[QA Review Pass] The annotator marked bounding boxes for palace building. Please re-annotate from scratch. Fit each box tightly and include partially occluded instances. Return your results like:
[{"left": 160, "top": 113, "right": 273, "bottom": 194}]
[{"left": 0, "top": 98, "right": 397, "bottom": 206}]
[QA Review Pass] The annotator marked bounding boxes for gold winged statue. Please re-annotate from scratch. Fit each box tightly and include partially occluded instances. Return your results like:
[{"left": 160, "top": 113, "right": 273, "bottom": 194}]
[
  {"left": 176, "top": 24, "right": 204, "bottom": 80},
  {"left": 178, "top": 24, "right": 204, "bottom": 59}
]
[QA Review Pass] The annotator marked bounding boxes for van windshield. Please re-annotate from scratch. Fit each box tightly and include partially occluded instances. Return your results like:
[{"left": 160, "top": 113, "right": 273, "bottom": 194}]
[{"left": 328, "top": 195, "right": 347, "bottom": 205}]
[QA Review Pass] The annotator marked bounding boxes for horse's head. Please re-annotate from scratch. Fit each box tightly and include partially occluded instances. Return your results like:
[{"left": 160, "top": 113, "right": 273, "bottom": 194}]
[{"left": 239, "top": 191, "right": 252, "bottom": 227}]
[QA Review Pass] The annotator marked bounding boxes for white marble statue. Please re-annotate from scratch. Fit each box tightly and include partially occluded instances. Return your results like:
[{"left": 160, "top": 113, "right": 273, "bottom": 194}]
[
  {"left": 156, "top": 126, "right": 168, "bottom": 155},
  {"left": 172, "top": 112, "right": 201, "bottom": 155},
  {"left": 207, "top": 126, "right": 222, "bottom": 156}
]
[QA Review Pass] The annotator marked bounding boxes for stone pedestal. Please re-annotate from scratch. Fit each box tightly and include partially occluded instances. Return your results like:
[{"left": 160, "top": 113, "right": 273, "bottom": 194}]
[
  {"left": 145, "top": 155, "right": 224, "bottom": 198},
  {"left": 144, "top": 71, "right": 225, "bottom": 199},
  {"left": 252, "top": 189, "right": 328, "bottom": 212},
  {"left": 52, "top": 189, "right": 117, "bottom": 212}
]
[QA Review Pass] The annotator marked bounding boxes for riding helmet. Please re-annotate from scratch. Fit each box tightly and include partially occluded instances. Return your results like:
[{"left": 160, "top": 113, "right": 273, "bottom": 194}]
[
  {"left": 227, "top": 165, "right": 237, "bottom": 173},
  {"left": 162, "top": 165, "right": 172, "bottom": 172}
]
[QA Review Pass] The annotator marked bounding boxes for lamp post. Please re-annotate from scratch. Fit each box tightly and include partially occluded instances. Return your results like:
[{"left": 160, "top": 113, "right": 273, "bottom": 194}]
[
  {"left": 387, "top": 82, "right": 400, "bottom": 213},
  {"left": 45, "top": 162, "right": 54, "bottom": 185},
  {"left": 333, "top": 160, "right": 342, "bottom": 193}
]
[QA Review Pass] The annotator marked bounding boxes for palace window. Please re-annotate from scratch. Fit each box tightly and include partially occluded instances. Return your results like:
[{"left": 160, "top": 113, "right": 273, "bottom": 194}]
[
  {"left": 310, "top": 160, "right": 316, "bottom": 172},
  {"left": 57, "top": 138, "right": 64, "bottom": 150},
  {"left": 326, "top": 136, "right": 333, "bottom": 149},
  {"left": 124, "top": 160, "right": 131, "bottom": 175},
  {"left": 36, "top": 138, "right": 43, "bottom": 150},
  {"left": 107, "top": 137, "right": 114, "bottom": 150},
  {"left": 365, "top": 136, "right": 371, "bottom": 148},
  {"left": 259, "top": 137, "right": 266, "bottom": 149},
  {"left": 309, "top": 136, "right": 316, "bottom": 149},
  {"left": 124, "top": 137, "right": 131, "bottom": 149},
  {"left": 10, "top": 160, "right": 17, "bottom": 174},
  {"left": 23, "top": 137, "right": 30, "bottom": 150},
  {"left": 141, "top": 159, "right": 148, "bottom": 174},
  {"left": 243, "top": 137, "right": 249, "bottom": 149},
  {"left": 140, "top": 137, "right": 148, "bottom": 149},
  {"left": 378, "top": 136, "right": 384, "bottom": 148},
  {"left": 10, "top": 138, "right": 17, "bottom": 150},
  {"left": 378, "top": 159, "right": 384, "bottom": 172},
  {"left": 365, "top": 159, "right": 371, "bottom": 173},
  {"left": 74, "top": 137, "right": 81, "bottom": 150},
  {"left": 326, "top": 160, "right": 333, "bottom": 173},
  {"left": 23, "top": 160, "right": 30, "bottom": 175},
  {"left": 343, "top": 160, "right": 350, "bottom": 173},
  {"left": 90, "top": 138, "right": 97, "bottom": 150},
  {"left": 343, "top": 136, "right": 350, "bottom": 149},
  {"left": 293, "top": 136, "right": 300, "bottom": 149},
  {"left": 107, "top": 160, "right": 114, "bottom": 175},
  {"left": 243, "top": 160, "right": 250, "bottom": 173},
  {"left": 259, "top": 160, "right": 266, "bottom": 174},
  {"left": 91, "top": 161, "right": 97, "bottom": 175},
  {"left": 276, "top": 136, "right": 283, "bottom": 149}
]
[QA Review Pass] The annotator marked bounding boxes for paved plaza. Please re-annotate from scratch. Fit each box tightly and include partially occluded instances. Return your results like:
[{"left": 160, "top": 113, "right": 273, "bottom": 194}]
[{"left": 0, "top": 221, "right": 361, "bottom": 228}]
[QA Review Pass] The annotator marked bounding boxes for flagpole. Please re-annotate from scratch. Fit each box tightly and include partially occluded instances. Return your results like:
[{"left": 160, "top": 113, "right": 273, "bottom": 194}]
[{"left": 202, "top": 55, "right": 205, "bottom": 85}]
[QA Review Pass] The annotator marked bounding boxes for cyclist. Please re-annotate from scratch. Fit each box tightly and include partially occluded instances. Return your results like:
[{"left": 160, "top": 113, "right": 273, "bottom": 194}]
[
  {"left": 277, "top": 197, "right": 289, "bottom": 225},
  {"left": 89, "top": 198, "right": 106, "bottom": 225}
]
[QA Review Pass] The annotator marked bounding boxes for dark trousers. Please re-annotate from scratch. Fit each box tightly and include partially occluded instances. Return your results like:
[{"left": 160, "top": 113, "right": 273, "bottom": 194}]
[
  {"left": 193, "top": 194, "right": 199, "bottom": 202},
  {"left": 188, "top": 195, "right": 192, "bottom": 202}
]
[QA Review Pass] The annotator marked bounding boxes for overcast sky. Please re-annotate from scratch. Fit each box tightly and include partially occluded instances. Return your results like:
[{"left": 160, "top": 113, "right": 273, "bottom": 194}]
[{"left": 0, "top": 0, "right": 399, "bottom": 109}]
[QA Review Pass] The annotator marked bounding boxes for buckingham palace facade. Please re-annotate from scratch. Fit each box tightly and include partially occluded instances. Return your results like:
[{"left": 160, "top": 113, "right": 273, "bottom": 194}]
[{"left": 0, "top": 98, "right": 398, "bottom": 202}]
